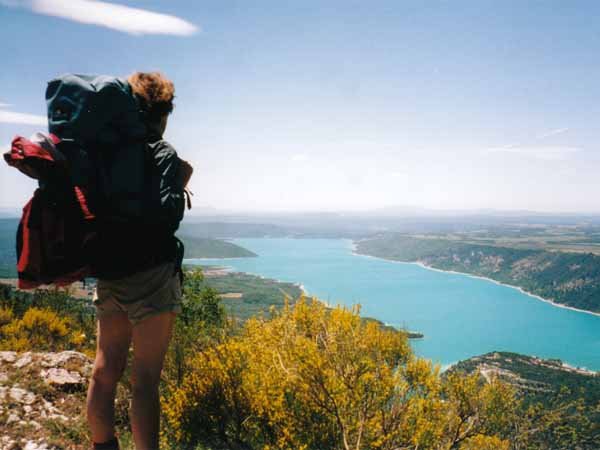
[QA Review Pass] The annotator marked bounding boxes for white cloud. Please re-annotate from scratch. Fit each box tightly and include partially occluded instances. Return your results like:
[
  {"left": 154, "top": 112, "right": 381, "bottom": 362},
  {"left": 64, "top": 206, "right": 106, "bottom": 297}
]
[
  {"left": 0, "top": 108, "right": 46, "bottom": 126},
  {"left": 0, "top": 0, "right": 199, "bottom": 36},
  {"left": 291, "top": 153, "right": 309, "bottom": 162},
  {"left": 0, "top": 103, "right": 12, "bottom": 108},
  {"left": 486, "top": 146, "right": 580, "bottom": 161},
  {"left": 486, "top": 128, "right": 575, "bottom": 161},
  {"left": 537, "top": 127, "right": 569, "bottom": 139}
]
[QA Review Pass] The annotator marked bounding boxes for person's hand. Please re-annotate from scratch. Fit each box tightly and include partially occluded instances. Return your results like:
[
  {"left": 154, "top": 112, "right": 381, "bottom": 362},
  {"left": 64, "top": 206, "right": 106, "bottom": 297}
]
[
  {"left": 4, "top": 157, "right": 41, "bottom": 179},
  {"left": 179, "top": 159, "right": 193, "bottom": 188}
]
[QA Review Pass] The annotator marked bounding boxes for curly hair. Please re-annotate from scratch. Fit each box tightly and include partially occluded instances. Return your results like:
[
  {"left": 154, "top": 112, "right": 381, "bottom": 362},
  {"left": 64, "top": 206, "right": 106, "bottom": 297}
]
[{"left": 127, "top": 72, "right": 175, "bottom": 123}]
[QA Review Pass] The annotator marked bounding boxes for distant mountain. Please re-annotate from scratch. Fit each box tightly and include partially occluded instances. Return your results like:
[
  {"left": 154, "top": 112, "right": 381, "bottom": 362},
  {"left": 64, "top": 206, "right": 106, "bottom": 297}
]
[
  {"left": 182, "top": 205, "right": 221, "bottom": 216},
  {"left": 181, "top": 209, "right": 600, "bottom": 237},
  {"left": 179, "top": 222, "right": 290, "bottom": 238},
  {"left": 0, "top": 207, "right": 20, "bottom": 218}
]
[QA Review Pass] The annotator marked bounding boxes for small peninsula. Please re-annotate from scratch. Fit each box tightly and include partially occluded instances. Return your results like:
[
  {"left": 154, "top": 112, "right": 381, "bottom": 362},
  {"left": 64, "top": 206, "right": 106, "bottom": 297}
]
[{"left": 179, "top": 236, "right": 257, "bottom": 258}]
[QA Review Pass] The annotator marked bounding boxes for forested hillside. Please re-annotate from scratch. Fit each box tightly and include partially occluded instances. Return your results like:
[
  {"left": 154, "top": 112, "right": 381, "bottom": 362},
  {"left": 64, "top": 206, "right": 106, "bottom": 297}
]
[
  {"left": 450, "top": 351, "right": 599, "bottom": 406},
  {"left": 356, "top": 234, "right": 600, "bottom": 313},
  {"left": 449, "top": 352, "right": 600, "bottom": 448},
  {"left": 179, "top": 236, "right": 257, "bottom": 258},
  {"left": 0, "top": 219, "right": 17, "bottom": 278}
]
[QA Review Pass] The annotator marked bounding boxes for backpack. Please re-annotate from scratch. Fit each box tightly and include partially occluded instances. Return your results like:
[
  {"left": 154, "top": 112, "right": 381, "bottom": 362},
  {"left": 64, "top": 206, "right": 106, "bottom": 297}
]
[
  {"left": 45, "top": 74, "right": 147, "bottom": 221},
  {"left": 4, "top": 134, "right": 95, "bottom": 288}
]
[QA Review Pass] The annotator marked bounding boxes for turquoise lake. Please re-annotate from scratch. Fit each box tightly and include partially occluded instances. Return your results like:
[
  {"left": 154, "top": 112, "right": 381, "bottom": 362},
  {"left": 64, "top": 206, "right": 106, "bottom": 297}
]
[{"left": 187, "top": 238, "right": 600, "bottom": 371}]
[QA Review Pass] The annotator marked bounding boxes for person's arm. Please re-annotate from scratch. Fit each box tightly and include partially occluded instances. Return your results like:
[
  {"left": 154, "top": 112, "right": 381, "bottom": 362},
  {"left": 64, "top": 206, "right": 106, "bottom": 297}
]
[
  {"left": 179, "top": 159, "right": 193, "bottom": 188},
  {"left": 152, "top": 141, "right": 185, "bottom": 227}
]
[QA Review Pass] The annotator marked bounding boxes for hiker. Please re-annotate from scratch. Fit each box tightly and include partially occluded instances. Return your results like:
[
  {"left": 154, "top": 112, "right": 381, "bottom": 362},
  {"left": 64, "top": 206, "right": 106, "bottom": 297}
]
[{"left": 86, "top": 72, "right": 192, "bottom": 450}]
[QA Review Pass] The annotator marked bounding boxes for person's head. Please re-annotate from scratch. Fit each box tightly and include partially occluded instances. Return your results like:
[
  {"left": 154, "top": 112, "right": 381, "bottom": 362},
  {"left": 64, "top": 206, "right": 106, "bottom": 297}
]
[{"left": 127, "top": 72, "right": 175, "bottom": 136}]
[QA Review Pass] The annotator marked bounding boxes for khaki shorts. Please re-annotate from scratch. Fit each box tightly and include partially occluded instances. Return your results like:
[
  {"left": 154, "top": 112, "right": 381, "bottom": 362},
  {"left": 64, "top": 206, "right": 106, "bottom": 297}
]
[{"left": 93, "top": 262, "right": 183, "bottom": 325}]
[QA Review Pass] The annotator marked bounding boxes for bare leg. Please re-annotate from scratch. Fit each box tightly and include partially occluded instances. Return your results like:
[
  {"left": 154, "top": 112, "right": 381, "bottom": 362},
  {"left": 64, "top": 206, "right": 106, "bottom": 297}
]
[
  {"left": 87, "top": 312, "right": 132, "bottom": 444},
  {"left": 130, "top": 312, "right": 175, "bottom": 449}
]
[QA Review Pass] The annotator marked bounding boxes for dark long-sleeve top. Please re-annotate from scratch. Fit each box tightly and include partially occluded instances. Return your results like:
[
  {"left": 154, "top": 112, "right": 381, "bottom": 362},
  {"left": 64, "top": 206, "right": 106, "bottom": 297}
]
[{"left": 91, "top": 137, "right": 185, "bottom": 280}]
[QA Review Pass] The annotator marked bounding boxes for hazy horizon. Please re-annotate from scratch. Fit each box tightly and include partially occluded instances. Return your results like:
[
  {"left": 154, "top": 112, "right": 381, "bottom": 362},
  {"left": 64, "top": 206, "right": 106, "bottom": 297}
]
[
  {"left": 2, "top": 1, "right": 600, "bottom": 213},
  {"left": 4, "top": 202, "right": 600, "bottom": 218}
]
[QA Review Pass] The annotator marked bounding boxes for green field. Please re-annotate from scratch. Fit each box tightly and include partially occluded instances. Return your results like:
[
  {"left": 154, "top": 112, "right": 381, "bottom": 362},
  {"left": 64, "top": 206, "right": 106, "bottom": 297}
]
[
  {"left": 196, "top": 269, "right": 302, "bottom": 321},
  {"left": 425, "top": 223, "right": 600, "bottom": 254}
]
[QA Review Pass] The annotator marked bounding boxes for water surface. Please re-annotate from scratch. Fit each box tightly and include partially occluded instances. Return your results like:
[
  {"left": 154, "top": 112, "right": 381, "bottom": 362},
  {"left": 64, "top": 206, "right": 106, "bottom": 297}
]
[{"left": 187, "top": 238, "right": 600, "bottom": 371}]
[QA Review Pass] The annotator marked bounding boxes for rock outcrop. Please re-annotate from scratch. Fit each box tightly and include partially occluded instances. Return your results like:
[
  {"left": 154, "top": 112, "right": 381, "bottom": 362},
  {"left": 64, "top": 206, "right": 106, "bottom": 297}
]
[{"left": 0, "top": 351, "right": 92, "bottom": 450}]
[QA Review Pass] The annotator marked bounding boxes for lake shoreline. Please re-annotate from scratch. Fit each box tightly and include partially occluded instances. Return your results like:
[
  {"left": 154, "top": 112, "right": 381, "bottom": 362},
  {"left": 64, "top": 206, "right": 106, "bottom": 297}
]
[
  {"left": 185, "top": 257, "right": 427, "bottom": 339},
  {"left": 349, "top": 242, "right": 600, "bottom": 319}
]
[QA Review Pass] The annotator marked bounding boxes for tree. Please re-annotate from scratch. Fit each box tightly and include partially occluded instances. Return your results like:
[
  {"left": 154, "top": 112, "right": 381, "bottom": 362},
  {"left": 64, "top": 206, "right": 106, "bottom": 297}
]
[{"left": 163, "top": 268, "right": 227, "bottom": 385}]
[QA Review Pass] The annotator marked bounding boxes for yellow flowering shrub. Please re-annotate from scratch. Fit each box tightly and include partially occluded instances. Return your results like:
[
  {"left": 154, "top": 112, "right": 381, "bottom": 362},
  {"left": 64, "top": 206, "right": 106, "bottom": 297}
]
[
  {"left": 0, "top": 307, "right": 86, "bottom": 352},
  {"left": 162, "top": 296, "right": 516, "bottom": 449},
  {"left": 0, "top": 306, "right": 14, "bottom": 327},
  {"left": 460, "top": 435, "right": 510, "bottom": 450}
]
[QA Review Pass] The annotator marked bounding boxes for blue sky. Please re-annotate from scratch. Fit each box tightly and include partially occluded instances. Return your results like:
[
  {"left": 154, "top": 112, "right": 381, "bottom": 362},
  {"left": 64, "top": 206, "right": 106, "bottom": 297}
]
[{"left": 1, "top": 0, "right": 600, "bottom": 213}]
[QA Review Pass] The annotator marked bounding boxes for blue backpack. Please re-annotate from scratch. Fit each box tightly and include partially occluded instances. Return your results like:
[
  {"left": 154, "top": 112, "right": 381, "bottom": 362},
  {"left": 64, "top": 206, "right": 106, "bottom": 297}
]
[{"left": 45, "top": 74, "right": 148, "bottom": 221}]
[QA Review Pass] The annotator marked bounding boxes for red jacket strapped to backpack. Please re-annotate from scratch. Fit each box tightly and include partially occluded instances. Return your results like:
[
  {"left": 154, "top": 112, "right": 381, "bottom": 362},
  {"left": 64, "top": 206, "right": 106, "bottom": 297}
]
[{"left": 4, "top": 133, "right": 96, "bottom": 289}]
